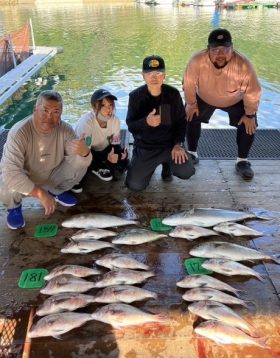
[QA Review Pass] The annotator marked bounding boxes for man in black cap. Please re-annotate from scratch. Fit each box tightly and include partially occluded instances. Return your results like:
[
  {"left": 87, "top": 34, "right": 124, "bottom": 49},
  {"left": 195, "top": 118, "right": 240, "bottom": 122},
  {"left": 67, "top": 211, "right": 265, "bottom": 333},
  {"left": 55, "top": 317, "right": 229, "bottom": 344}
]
[
  {"left": 183, "top": 28, "right": 262, "bottom": 180},
  {"left": 125, "top": 55, "right": 195, "bottom": 191}
]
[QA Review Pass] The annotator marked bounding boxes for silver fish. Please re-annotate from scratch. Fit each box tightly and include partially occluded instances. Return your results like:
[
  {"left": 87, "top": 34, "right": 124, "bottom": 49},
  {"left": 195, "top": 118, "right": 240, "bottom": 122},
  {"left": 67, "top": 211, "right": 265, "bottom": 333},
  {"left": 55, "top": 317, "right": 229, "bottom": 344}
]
[
  {"left": 61, "top": 239, "right": 115, "bottom": 254},
  {"left": 194, "top": 320, "right": 269, "bottom": 348},
  {"left": 92, "top": 269, "right": 154, "bottom": 288},
  {"left": 112, "top": 228, "right": 167, "bottom": 245},
  {"left": 40, "top": 274, "right": 95, "bottom": 295},
  {"left": 71, "top": 228, "right": 117, "bottom": 241},
  {"left": 62, "top": 213, "right": 138, "bottom": 229},
  {"left": 182, "top": 288, "right": 248, "bottom": 307},
  {"left": 201, "top": 259, "right": 265, "bottom": 282},
  {"left": 96, "top": 253, "right": 150, "bottom": 271},
  {"left": 190, "top": 241, "right": 280, "bottom": 263},
  {"left": 28, "top": 312, "right": 94, "bottom": 339},
  {"left": 176, "top": 274, "right": 241, "bottom": 296},
  {"left": 188, "top": 300, "right": 259, "bottom": 337},
  {"left": 36, "top": 293, "right": 96, "bottom": 316},
  {"left": 169, "top": 225, "right": 218, "bottom": 240},
  {"left": 44, "top": 265, "right": 102, "bottom": 280},
  {"left": 162, "top": 208, "right": 255, "bottom": 227},
  {"left": 91, "top": 303, "right": 167, "bottom": 329},
  {"left": 92, "top": 285, "right": 158, "bottom": 303},
  {"left": 213, "top": 222, "right": 263, "bottom": 237}
]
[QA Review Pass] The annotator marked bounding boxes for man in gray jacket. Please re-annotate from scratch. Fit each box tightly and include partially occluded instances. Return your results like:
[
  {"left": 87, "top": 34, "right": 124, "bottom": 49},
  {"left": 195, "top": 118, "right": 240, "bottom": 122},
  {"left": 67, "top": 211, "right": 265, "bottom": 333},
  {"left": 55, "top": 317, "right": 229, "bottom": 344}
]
[{"left": 0, "top": 90, "right": 92, "bottom": 229}]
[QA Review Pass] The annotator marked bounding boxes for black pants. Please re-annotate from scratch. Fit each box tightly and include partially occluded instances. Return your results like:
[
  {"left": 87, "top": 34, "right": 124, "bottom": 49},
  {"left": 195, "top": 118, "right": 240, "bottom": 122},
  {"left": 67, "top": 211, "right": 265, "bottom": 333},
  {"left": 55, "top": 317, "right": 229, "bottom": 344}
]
[
  {"left": 186, "top": 96, "right": 257, "bottom": 158},
  {"left": 125, "top": 146, "right": 195, "bottom": 192}
]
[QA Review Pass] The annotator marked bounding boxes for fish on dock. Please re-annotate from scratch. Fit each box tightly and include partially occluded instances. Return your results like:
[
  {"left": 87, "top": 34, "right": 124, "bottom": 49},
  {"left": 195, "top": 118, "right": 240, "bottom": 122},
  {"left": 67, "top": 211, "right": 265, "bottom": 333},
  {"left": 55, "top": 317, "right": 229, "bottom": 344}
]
[
  {"left": 71, "top": 228, "right": 117, "bottom": 241},
  {"left": 189, "top": 241, "right": 280, "bottom": 263},
  {"left": 213, "top": 222, "right": 263, "bottom": 237},
  {"left": 44, "top": 265, "right": 102, "bottom": 280},
  {"left": 92, "top": 269, "right": 155, "bottom": 288},
  {"left": 61, "top": 239, "right": 115, "bottom": 254},
  {"left": 201, "top": 259, "right": 265, "bottom": 282},
  {"left": 162, "top": 208, "right": 255, "bottom": 228},
  {"left": 36, "top": 292, "right": 96, "bottom": 316},
  {"left": 40, "top": 274, "right": 95, "bottom": 295},
  {"left": 96, "top": 253, "right": 150, "bottom": 271},
  {"left": 61, "top": 213, "right": 138, "bottom": 229},
  {"left": 28, "top": 312, "right": 95, "bottom": 339},
  {"left": 182, "top": 288, "right": 248, "bottom": 307},
  {"left": 176, "top": 274, "right": 241, "bottom": 296},
  {"left": 92, "top": 285, "right": 158, "bottom": 303},
  {"left": 112, "top": 228, "right": 167, "bottom": 245},
  {"left": 91, "top": 303, "right": 167, "bottom": 329},
  {"left": 194, "top": 320, "right": 269, "bottom": 348},
  {"left": 188, "top": 300, "right": 259, "bottom": 337},
  {"left": 169, "top": 225, "right": 218, "bottom": 240}
]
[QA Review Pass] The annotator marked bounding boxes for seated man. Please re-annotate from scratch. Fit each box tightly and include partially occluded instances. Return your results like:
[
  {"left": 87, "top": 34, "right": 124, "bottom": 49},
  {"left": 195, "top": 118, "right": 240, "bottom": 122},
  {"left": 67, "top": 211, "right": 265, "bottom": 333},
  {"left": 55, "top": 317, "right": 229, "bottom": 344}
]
[
  {"left": 125, "top": 55, "right": 195, "bottom": 191},
  {"left": 0, "top": 90, "right": 92, "bottom": 229}
]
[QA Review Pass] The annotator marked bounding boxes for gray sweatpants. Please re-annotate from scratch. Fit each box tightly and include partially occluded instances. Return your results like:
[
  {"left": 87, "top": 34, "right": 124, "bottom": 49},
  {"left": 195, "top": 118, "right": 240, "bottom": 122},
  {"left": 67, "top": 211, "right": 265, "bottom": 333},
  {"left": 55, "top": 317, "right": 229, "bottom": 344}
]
[
  {"left": 125, "top": 146, "right": 195, "bottom": 191},
  {"left": 0, "top": 155, "right": 89, "bottom": 209}
]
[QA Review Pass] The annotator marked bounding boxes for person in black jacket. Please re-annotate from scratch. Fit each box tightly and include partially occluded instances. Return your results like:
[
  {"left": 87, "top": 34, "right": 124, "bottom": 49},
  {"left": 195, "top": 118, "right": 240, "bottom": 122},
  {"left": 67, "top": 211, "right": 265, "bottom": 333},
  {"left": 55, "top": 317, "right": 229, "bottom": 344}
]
[{"left": 125, "top": 55, "right": 195, "bottom": 191}]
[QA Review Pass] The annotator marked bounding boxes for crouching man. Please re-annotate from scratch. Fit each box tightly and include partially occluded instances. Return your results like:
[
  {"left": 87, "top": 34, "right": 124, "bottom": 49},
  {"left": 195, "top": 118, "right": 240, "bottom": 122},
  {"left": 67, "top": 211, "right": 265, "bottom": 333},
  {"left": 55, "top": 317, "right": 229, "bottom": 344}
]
[{"left": 0, "top": 90, "right": 92, "bottom": 229}]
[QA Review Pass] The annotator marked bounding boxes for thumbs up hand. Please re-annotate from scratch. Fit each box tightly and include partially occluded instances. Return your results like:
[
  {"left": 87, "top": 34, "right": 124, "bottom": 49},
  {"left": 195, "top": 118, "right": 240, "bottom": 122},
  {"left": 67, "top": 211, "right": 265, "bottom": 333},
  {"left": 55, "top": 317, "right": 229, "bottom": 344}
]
[
  {"left": 146, "top": 108, "right": 161, "bottom": 127},
  {"left": 69, "top": 133, "right": 90, "bottom": 157},
  {"left": 107, "top": 147, "right": 119, "bottom": 163}
]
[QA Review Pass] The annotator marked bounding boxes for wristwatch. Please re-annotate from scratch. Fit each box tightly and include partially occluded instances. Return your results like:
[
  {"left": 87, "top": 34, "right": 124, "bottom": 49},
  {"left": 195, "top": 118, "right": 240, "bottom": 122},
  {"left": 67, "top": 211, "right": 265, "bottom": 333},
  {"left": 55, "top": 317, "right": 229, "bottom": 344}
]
[{"left": 245, "top": 113, "right": 256, "bottom": 119}]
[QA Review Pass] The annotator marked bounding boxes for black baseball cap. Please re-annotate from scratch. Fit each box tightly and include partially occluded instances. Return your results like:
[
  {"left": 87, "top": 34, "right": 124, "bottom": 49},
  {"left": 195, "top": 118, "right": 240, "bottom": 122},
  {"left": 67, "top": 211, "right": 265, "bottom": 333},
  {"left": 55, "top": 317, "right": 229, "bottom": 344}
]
[
  {"left": 142, "top": 55, "right": 165, "bottom": 73},
  {"left": 90, "top": 89, "right": 117, "bottom": 104},
  {"left": 208, "top": 28, "right": 233, "bottom": 48}
]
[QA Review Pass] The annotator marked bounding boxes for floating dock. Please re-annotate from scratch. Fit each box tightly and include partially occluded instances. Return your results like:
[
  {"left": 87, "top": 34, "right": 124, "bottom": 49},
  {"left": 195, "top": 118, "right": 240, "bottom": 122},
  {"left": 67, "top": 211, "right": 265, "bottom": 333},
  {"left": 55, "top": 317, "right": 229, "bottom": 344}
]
[{"left": 0, "top": 46, "right": 61, "bottom": 106}]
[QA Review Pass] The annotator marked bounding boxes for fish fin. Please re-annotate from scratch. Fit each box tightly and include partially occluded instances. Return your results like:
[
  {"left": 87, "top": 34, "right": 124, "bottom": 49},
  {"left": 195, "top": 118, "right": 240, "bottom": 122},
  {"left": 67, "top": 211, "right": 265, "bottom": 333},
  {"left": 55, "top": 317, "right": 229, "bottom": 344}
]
[
  {"left": 256, "top": 336, "right": 270, "bottom": 349},
  {"left": 255, "top": 273, "right": 266, "bottom": 282},
  {"left": 271, "top": 255, "right": 280, "bottom": 264},
  {"left": 53, "top": 335, "right": 63, "bottom": 340}
]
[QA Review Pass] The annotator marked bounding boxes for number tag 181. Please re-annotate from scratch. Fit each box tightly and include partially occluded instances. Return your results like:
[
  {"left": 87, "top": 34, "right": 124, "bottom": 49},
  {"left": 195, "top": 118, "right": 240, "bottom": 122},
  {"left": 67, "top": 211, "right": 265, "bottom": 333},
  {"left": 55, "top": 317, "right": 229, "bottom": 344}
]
[{"left": 18, "top": 268, "right": 49, "bottom": 289}]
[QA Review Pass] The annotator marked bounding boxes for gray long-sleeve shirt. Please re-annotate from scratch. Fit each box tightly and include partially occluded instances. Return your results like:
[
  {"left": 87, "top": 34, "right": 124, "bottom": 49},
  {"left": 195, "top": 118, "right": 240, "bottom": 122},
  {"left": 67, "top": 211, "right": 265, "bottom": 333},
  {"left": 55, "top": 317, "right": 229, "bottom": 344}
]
[{"left": 0, "top": 116, "right": 90, "bottom": 195}]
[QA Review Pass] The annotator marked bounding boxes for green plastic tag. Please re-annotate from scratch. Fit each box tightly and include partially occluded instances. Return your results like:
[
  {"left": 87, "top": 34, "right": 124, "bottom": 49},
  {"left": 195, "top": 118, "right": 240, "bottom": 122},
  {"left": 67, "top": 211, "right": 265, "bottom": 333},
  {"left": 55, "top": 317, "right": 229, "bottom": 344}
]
[
  {"left": 150, "top": 218, "right": 172, "bottom": 232},
  {"left": 18, "top": 268, "right": 49, "bottom": 289},
  {"left": 85, "top": 136, "right": 92, "bottom": 146},
  {"left": 184, "top": 258, "right": 213, "bottom": 275},
  {"left": 34, "top": 224, "right": 58, "bottom": 238}
]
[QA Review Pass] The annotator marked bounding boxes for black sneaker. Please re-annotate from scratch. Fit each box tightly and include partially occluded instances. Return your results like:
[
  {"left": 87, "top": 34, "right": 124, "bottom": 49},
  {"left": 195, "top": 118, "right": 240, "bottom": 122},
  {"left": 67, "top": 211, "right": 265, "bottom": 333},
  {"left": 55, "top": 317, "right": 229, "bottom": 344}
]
[
  {"left": 71, "top": 183, "right": 83, "bottom": 193},
  {"left": 92, "top": 168, "right": 113, "bottom": 181},
  {"left": 189, "top": 153, "right": 199, "bottom": 165},
  {"left": 161, "top": 164, "right": 173, "bottom": 182},
  {"left": 235, "top": 161, "right": 254, "bottom": 180}
]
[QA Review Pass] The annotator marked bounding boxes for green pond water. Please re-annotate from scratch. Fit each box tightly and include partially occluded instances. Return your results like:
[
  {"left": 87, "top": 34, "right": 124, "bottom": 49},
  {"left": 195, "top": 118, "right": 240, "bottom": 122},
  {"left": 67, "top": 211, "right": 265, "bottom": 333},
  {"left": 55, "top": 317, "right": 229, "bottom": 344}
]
[{"left": 0, "top": 2, "right": 279, "bottom": 129}]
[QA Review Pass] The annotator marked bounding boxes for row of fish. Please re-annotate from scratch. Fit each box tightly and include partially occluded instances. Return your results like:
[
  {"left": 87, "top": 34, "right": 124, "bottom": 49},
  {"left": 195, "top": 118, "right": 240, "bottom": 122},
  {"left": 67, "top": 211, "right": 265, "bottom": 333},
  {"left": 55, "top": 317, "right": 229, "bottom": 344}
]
[
  {"left": 184, "top": 239, "right": 277, "bottom": 348},
  {"left": 30, "top": 252, "right": 161, "bottom": 338},
  {"left": 61, "top": 208, "right": 258, "bottom": 230}
]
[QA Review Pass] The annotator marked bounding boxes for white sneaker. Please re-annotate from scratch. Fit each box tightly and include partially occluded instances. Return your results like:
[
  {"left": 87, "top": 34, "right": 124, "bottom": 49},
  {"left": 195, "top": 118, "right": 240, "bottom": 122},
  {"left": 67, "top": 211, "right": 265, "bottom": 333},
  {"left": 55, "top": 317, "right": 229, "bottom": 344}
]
[{"left": 91, "top": 168, "right": 113, "bottom": 181}]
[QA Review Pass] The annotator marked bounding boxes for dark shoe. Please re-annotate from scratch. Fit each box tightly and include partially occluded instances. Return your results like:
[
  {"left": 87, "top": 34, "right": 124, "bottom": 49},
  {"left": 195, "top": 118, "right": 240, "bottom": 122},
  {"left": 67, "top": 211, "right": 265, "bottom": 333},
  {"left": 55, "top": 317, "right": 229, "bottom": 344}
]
[
  {"left": 71, "top": 183, "right": 83, "bottom": 193},
  {"left": 161, "top": 164, "right": 173, "bottom": 182},
  {"left": 235, "top": 161, "right": 254, "bottom": 180},
  {"left": 6, "top": 205, "right": 25, "bottom": 229},
  {"left": 189, "top": 153, "right": 199, "bottom": 165},
  {"left": 49, "top": 191, "right": 78, "bottom": 206},
  {"left": 92, "top": 168, "right": 113, "bottom": 181}
]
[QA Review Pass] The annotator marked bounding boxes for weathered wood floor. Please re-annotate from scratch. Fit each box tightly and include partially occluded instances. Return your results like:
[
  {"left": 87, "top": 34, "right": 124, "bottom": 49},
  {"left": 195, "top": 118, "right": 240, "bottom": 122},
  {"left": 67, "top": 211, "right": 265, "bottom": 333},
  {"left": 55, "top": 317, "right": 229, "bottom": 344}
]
[{"left": 0, "top": 159, "right": 280, "bottom": 357}]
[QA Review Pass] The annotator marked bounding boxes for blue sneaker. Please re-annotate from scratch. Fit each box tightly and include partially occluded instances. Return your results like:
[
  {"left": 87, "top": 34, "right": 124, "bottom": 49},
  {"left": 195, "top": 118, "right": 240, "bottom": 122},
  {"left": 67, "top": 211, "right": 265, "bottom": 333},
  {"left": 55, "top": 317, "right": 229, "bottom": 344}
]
[
  {"left": 6, "top": 205, "right": 25, "bottom": 230},
  {"left": 49, "top": 191, "right": 78, "bottom": 207}
]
